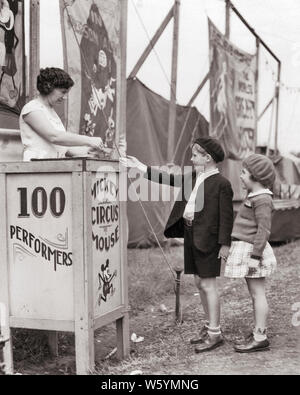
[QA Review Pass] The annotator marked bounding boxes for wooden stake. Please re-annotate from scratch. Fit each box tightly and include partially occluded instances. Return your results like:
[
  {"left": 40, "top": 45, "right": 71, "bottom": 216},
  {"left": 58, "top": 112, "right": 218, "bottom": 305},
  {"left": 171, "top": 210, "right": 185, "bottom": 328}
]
[{"left": 175, "top": 270, "right": 183, "bottom": 324}]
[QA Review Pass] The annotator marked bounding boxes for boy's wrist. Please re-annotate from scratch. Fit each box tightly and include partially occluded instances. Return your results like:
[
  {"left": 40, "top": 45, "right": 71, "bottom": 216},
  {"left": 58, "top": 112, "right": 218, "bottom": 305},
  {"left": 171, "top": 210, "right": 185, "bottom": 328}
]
[{"left": 138, "top": 163, "right": 147, "bottom": 173}]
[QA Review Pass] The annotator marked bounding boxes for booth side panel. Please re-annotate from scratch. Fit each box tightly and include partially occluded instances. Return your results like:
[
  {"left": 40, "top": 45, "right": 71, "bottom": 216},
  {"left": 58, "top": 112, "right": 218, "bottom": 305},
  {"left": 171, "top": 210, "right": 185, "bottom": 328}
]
[
  {"left": 83, "top": 172, "right": 95, "bottom": 369},
  {"left": 72, "top": 172, "right": 95, "bottom": 375},
  {"left": 0, "top": 174, "right": 14, "bottom": 374},
  {"left": 91, "top": 170, "right": 123, "bottom": 319}
]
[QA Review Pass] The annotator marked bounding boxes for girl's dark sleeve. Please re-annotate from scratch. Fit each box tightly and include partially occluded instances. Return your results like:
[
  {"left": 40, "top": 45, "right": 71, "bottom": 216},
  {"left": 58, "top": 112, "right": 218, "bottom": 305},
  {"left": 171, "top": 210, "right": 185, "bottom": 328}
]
[{"left": 251, "top": 196, "right": 273, "bottom": 259}]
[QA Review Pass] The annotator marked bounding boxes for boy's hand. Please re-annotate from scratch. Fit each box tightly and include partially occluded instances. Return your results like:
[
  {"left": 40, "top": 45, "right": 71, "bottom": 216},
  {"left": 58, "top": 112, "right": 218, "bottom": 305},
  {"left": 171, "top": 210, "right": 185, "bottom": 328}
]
[
  {"left": 119, "top": 156, "right": 147, "bottom": 173},
  {"left": 218, "top": 245, "right": 230, "bottom": 262}
]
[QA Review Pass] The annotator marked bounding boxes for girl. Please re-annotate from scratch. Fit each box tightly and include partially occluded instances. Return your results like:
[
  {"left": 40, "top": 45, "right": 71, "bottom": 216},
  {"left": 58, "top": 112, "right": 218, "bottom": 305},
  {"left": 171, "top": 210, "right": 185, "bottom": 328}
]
[{"left": 224, "top": 154, "right": 277, "bottom": 352}]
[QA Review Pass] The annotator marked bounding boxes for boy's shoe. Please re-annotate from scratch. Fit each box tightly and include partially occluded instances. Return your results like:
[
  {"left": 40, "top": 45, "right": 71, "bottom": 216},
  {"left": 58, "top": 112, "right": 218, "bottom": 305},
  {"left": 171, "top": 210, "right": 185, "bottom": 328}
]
[
  {"left": 194, "top": 334, "right": 224, "bottom": 353},
  {"left": 190, "top": 325, "right": 208, "bottom": 345},
  {"left": 234, "top": 335, "right": 270, "bottom": 353}
]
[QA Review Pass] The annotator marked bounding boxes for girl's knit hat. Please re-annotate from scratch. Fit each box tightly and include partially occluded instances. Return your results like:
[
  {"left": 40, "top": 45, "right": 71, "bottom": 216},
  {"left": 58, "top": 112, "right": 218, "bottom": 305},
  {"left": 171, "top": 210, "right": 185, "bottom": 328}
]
[{"left": 243, "top": 154, "right": 276, "bottom": 188}]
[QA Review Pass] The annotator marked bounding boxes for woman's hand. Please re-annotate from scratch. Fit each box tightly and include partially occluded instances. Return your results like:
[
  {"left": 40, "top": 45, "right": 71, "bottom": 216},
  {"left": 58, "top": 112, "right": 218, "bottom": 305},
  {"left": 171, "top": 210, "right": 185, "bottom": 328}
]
[
  {"left": 119, "top": 156, "right": 147, "bottom": 173},
  {"left": 89, "top": 137, "right": 104, "bottom": 150}
]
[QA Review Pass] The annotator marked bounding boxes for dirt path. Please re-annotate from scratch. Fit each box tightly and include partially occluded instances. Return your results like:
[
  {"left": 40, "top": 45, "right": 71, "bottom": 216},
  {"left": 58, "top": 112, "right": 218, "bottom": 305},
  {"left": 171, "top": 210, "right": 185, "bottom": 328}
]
[
  {"left": 13, "top": 242, "right": 300, "bottom": 375},
  {"left": 93, "top": 242, "right": 300, "bottom": 375}
]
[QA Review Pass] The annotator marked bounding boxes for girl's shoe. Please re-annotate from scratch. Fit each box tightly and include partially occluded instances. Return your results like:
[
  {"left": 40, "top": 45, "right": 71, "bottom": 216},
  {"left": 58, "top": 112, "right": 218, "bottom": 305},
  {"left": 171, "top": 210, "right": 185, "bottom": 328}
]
[
  {"left": 234, "top": 331, "right": 254, "bottom": 345},
  {"left": 234, "top": 334, "right": 270, "bottom": 353}
]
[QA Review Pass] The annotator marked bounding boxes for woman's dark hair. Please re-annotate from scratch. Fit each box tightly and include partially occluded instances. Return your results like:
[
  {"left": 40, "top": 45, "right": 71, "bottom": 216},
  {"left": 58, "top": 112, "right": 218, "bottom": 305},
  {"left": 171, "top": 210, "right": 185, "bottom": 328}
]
[{"left": 37, "top": 67, "right": 74, "bottom": 96}]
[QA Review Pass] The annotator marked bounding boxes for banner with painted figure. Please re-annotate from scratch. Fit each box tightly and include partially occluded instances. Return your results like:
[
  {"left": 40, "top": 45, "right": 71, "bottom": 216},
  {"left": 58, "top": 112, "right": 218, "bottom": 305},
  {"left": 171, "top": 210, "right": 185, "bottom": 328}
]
[
  {"left": 0, "top": 0, "right": 25, "bottom": 114},
  {"left": 60, "top": 0, "right": 121, "bottom": 149},
  {"left": 208, "top": 19, "right": 257, "bottom": 160}
]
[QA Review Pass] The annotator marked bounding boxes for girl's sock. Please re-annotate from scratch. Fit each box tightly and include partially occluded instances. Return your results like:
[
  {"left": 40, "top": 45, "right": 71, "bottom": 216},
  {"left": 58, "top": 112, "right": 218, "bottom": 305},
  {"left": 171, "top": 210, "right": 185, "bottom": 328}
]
[{"left": 253, "top": 328, "right": 267, "bottom": 342}]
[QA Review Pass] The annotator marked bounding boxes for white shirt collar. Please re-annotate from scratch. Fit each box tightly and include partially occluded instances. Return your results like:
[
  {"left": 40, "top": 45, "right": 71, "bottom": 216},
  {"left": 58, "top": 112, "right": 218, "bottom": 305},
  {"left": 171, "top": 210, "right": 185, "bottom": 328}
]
[
  {"left": 183, "top": 169, "right": 219, "bottom": 221},
  {"left": 248, "top": 188, "right": 273, "bottom": 198},
  {"left": 196, "top": 168, "right": 219, "bottom": 181}
]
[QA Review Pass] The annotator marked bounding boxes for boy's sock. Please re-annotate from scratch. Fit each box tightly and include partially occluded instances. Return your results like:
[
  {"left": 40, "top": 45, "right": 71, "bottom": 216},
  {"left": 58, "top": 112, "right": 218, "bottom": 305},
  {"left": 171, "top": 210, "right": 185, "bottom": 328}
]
[
  {"left": 253, "top": 328, "right": 267, "bottom": 342},
  {"left": 207, "top": 325, "right": 222, "bottom": 337}
]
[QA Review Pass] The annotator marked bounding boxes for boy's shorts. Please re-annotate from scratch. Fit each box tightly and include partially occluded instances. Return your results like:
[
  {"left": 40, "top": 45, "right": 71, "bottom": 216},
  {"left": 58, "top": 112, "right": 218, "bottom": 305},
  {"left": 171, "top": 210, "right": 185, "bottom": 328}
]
[{"left": 184, "top": 222, "right": 221, "bottom": 278}]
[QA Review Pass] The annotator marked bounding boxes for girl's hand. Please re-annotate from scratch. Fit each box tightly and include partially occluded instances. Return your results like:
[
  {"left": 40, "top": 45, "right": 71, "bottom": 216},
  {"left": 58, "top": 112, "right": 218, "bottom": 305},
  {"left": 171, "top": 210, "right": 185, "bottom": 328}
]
[
  {"left": 218, "top": 245, "right": 230, "bottom": 262},
  {"left": 119, "top": 156, "right": 147, "bottom": 172},
  {"left": 248, "top": 258, "right": 260, "bottom": 269}
]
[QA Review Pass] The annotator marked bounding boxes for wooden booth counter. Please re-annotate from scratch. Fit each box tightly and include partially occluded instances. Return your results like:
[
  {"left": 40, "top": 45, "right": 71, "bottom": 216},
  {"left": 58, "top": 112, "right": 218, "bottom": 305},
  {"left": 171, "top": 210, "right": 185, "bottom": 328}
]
[{"left": 0, "top": 158, "right": 129, "bottom": 375}]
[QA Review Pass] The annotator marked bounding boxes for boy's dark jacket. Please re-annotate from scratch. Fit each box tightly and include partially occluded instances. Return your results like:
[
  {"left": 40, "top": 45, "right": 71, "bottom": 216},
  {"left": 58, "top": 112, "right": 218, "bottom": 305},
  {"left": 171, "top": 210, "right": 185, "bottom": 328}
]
[{"left": 145, "top": 167, "right": 234, "bottom": 253}]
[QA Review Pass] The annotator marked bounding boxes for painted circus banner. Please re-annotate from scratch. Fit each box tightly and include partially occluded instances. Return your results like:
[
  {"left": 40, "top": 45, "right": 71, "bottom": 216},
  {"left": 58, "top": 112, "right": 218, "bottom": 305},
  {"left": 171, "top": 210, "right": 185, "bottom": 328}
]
[
  {"left": 60, "top": 0, "right": 121, "bottom": 149},
  {"left": 208, "top": 18, "right": 257, "bottom": 160},
  {"left": 91, "top": 170, "right": 121, "bottom": 317},
  {"left": 0, "top": 0, "right": 25, "bottom": 113}
]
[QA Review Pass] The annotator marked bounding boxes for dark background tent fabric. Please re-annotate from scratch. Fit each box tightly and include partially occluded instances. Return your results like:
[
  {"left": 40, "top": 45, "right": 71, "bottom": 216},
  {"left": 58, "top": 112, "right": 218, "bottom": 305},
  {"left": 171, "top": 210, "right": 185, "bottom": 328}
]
[
  {"left": 1, "top": 76, "right": 300, "bottom": 244},
  {"left": 126, "top": 78, "right": 208, "bottom": 247}
]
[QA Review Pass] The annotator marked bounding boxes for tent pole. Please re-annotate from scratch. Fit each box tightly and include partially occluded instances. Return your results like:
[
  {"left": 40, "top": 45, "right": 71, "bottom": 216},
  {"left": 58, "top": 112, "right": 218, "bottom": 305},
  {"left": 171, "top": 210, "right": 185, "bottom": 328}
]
[
  {"left": 266, "top": 96, "right": 275, "bottom": 157},
  {"left": 128, "top": 5, "right": 174, "bottom": 79},
  {"left": 171, "top": 70, "right": 210, "bottom": 164},
  {"left": 120, "top": 0, "right": 128, "bottom": 147},
  {"left": 258, "top": 97, "right": 273, "bottom": 121},
  {"left": 187, "top": 73, "right": 209, "bottom": 107},
  {"left": 167, "top": 0, "right": 180, "bottom": 162},
  {"left": 228, "top": 1, "right": 280, "bottom": 64},
  {"left": 225, "top": 0, "right": 230, "bottom": 38},
  {"left": 29, "top": 0, "right": 40, "bottom": 100},
  {"left": 255, "top": 38, "right": 260, "bottom": 151},
  {"left": 274, "top": 62, "right": 281, "bottom": 154}
]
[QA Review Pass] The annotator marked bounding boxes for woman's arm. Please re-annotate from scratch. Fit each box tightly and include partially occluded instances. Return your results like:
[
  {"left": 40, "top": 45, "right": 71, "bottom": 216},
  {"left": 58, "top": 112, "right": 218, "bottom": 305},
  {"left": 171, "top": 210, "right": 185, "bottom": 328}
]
[
  {"left": 23, "top": 111, "right": 102, "bottom": 148},
  {"left": 66, "top": 146, "right": 113, "bottom": 158}
]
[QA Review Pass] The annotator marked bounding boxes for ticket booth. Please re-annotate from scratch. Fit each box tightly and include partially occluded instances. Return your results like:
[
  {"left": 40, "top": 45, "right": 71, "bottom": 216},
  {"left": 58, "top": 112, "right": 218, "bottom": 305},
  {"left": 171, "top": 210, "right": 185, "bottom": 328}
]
[{"left": 0, "top": 158, "right": 129, "bottom": 375}]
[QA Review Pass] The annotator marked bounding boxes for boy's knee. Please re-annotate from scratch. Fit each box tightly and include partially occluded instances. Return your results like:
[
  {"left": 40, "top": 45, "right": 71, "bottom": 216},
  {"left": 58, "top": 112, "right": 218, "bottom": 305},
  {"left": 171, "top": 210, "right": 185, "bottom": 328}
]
[
  {"left": 194, "top": 275, "right": 202, "bottom": 290},
  {"left": 201, "top": 278, "right": 217, "bottom": 294},
  {"left": 194, "top": 276, "right": 216, "bottom": 293}
]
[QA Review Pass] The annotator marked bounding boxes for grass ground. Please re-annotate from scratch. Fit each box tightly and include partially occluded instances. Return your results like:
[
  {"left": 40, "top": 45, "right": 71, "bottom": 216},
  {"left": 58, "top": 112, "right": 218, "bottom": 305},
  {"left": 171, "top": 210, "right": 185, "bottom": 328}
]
[{"left": 11, "top": 240, "right": 300, "bottom": 375}]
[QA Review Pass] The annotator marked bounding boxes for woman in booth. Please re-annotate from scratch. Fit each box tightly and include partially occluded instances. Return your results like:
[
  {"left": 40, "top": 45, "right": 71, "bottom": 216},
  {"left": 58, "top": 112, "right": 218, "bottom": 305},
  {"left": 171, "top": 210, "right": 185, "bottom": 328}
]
[{"left": 19, "top": 67, "right": 104, "bottom": 161}]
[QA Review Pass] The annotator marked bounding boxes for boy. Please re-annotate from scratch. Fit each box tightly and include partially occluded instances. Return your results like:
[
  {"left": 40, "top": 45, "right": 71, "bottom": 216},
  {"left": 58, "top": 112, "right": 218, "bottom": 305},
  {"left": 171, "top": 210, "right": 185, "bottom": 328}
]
[{"left": 120, "top": 138, "right": 234, "bottom": 353}]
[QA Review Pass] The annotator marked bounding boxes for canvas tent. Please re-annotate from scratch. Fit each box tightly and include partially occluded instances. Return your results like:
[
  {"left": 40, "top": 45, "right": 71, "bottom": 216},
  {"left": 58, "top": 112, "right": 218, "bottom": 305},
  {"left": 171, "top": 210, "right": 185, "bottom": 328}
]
[
  {"left": 1, "top": 0, "right": 300, "bottom": 245},
  {"left": 126, "top": 77, "right": 208, "bottom": 246}
]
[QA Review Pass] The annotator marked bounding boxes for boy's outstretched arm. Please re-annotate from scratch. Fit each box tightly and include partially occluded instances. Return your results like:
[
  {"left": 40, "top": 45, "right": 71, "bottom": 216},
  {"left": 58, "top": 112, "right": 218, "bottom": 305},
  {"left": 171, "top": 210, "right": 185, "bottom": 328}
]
[{"left": 120, "top": 156, "right": 184, "bottom": 187}]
